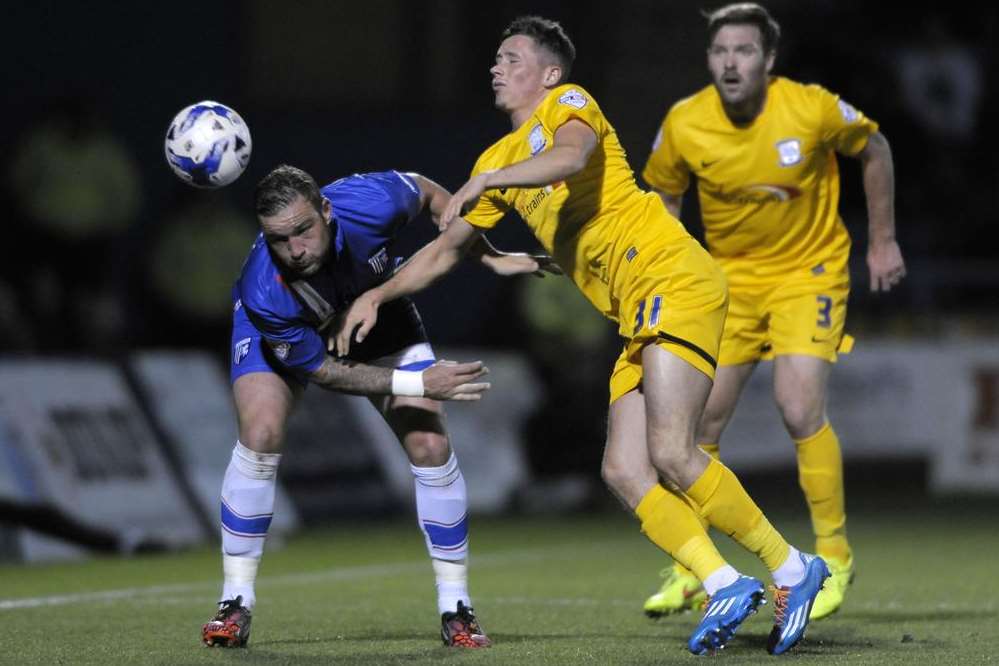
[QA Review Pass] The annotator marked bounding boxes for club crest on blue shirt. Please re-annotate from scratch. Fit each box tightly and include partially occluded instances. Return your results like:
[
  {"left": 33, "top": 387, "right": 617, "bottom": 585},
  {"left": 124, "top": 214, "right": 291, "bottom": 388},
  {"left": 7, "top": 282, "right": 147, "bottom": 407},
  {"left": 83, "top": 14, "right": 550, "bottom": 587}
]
[
  {"left": 558, "top": 89, "right": 588, "bottom": 109},
  {"left": 368, "top": 247, "right": 389, "bottom": 275},
  {"left": 267, "top": 340, "right": 291, "bottom": 361},
  {"left": 776, "top": 139, "right": 802, "bottom": 167},
  {"left": 528, "top": 123, "right": 547, "bottom": 156}
]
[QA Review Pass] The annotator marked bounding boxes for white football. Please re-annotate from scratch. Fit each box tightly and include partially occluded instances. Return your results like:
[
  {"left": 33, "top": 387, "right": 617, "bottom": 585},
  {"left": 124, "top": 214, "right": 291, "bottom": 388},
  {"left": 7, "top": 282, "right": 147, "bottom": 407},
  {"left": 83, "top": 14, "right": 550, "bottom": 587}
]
[{"left": 164, "top": 101, "right": 251, "bottom": 188}]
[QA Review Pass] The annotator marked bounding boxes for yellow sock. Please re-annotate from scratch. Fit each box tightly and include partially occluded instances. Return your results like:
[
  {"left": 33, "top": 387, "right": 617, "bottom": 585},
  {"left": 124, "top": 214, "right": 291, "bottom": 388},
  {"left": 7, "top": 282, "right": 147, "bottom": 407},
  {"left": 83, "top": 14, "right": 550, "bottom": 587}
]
[
  {"left": 685, "top": 457, "right": 790, "bottom": 572},
  {"left": 795, "top": 422, "right": 851, "bottom": 563},
  {"left": 672, "top": 443, "right": 720, "bottom": 579},
  {"left": 636, "top": 484, "right": 728, "bottom": 582}
]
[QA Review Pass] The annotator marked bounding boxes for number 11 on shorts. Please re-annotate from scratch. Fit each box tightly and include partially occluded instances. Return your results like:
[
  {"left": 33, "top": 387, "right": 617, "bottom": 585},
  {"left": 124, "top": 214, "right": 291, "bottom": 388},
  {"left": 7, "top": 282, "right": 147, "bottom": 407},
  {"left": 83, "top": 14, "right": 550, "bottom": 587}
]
[{"left": 634, "top": 295, "right": 664, "bottom": 334}]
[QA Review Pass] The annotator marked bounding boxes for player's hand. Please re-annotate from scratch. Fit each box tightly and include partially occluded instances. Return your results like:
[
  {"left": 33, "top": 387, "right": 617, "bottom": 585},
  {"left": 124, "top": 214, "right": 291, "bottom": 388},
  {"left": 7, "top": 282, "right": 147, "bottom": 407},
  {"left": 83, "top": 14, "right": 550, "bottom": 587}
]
[
  {"left": 422, "top": 360, "right": 491, "bottom": 401},
  {"left": 330, "top": 292, "right": 381, "bottom": 357},
  {"left": 440, "top": 172, "right": 492, "bottom": 229},
  {"left": 867, "top": 239, "right": 906, "bottom": 292},
  {"left": 483, "top": 252, "right": 563, "bottom": 278}
]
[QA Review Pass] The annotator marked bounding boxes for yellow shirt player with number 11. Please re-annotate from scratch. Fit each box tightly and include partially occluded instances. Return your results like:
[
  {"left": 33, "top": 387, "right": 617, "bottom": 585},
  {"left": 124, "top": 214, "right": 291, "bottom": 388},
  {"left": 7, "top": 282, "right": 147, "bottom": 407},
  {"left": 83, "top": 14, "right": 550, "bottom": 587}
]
[
  {"left": 336, "top": 15, "right": 831, "bottom": 656},
  {"left": 640, "top": 3, "right": 906, "bottom": 625}
]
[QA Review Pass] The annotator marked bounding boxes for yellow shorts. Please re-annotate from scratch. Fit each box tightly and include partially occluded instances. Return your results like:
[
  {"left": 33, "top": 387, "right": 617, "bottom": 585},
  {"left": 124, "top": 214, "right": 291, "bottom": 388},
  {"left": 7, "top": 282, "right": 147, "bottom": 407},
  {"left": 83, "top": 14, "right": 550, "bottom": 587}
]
[
  {"left": 608, "top": 237, "right": 728, "bottom": 404},
  {"left": 719, "top": 263, "right": 852, "bottom": 366}
]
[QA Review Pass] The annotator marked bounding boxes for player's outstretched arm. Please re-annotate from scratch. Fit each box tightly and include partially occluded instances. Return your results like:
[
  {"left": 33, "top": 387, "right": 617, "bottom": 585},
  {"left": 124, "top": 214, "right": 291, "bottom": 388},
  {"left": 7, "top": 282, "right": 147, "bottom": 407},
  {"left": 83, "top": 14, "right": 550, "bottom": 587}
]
[
  {"left": 308, "top": 356, "right": 490, "bottom": 401},
  {"left": 858, "top": 131, "right": 906, "bottom": 292},
  {"left": 332, "top": 219, "right": 482, "bottom": 356},
  {"left": 440, "top": 119, "right": 598, "bottom": 228},
  {"left": 473, "top": 236, "right": 563, "bottom": 278},
  {"left": 408, "top": 172, "right": 560, "bottom": 277},
  {"left": 408, "top": 172, "right": 453, "bottom": 231}
]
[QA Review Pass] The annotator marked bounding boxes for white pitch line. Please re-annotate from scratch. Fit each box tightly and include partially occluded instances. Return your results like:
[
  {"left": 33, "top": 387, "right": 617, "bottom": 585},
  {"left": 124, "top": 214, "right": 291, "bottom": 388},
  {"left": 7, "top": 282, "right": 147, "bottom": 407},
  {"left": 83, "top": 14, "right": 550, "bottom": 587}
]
[{"left": 0, "top": 540, "right": 627, "bottom": 612}]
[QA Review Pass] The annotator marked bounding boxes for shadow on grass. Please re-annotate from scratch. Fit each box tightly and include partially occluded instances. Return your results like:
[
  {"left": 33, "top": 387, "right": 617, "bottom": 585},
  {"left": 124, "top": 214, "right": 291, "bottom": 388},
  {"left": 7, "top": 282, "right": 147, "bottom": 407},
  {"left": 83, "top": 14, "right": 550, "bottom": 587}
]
[{"left": 842, "top": 608, "right": 996, "bottom": 624}]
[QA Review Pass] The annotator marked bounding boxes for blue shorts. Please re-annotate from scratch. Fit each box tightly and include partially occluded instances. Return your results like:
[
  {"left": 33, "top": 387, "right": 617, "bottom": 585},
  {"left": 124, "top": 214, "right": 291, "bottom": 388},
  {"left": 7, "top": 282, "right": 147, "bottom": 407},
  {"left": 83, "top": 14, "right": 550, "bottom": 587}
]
[{"left": 230, "top": 295, "right": 434, "bottom": 387}]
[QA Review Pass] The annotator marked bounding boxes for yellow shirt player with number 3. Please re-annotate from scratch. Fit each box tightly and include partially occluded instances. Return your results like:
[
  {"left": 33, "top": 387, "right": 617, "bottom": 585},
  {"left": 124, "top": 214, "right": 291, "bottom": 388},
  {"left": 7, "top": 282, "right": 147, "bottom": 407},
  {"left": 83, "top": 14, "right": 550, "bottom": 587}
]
[
  {"left": 640, "top": 3, "right": 906, "bottom": 625},
  {"left": 335, "top": 15, "right": 832, "bottom": 656}
]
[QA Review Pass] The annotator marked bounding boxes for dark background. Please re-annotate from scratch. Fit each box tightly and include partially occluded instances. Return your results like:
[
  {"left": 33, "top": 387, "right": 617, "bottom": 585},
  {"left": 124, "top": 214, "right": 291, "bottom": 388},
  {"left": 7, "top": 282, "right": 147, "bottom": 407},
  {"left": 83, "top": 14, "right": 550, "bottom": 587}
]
[{"left": 1, "top": 1, "right": 996, "bottom": 483}]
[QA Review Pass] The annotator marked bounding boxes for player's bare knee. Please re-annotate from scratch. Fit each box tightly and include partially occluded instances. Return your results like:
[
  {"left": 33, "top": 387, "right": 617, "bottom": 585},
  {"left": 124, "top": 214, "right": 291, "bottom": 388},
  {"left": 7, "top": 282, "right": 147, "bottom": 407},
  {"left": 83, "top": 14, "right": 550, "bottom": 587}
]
[
  {"left": 647, "top": 453, "right": 681, "bottom": 486},
  {"left": 240, "top": 422, "right": 285, "bottom": 454},
  {"left": 776, "top": 398, "right": 824, "bottom": 439},
  {"left": 404, "top": 431, "right": 450, "bottom": 467},
  {"left": 601, "top": 457, "right": 655, "bottom": 500}
]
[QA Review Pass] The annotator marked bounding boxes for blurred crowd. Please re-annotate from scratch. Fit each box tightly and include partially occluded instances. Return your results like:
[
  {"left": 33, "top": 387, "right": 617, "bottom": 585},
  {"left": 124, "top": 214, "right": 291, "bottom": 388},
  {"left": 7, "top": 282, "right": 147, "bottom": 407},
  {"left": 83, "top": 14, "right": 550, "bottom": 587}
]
[
  {"left": 1, "top": 5, "right": 996, "bottom": 502},
  {"left": 2, "top": 8, "right": 995, "bottom": 356}
]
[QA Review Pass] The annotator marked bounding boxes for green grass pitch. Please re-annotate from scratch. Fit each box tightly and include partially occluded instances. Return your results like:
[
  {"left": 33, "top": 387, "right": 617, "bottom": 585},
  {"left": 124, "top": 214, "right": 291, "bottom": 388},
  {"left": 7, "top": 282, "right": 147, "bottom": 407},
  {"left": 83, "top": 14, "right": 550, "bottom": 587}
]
[{"left": 1, "top": 494, "right": 996, "bottom": 664}]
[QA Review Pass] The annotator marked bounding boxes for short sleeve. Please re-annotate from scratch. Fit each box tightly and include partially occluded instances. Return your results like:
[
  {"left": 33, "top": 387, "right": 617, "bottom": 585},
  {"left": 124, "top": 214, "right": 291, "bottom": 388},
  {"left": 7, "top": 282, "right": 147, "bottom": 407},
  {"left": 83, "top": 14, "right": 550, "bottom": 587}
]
[
  {"left": 539, "top": 85, "right": 608, "bottom": 141},
  {"left": 814, "top": 85, "right": 879, "bottom": 156},
  {"left": 384, "top": 171, "right": 423, "bottom": 221},
  {"left": 463, "top": 155, "right": 512, "bottom": 230},
  {"left": 642, "top": 109, "right": 691, "bottom": 195}
]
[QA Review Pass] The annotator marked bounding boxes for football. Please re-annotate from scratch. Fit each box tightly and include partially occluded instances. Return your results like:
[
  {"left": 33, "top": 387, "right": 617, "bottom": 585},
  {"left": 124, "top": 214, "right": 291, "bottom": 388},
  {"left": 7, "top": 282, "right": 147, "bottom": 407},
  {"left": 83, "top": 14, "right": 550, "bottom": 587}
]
[{"left": 164, "top": 101, "right": 252, "bottom": 188}]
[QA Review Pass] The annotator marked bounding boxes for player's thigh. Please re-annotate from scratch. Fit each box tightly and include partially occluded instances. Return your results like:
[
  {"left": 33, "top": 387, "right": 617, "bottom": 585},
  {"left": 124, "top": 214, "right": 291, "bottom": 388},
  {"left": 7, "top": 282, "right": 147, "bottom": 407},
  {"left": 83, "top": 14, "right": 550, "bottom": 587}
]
[
  {"left": 232, "top": 371, "right": 301, "bottom": 453},
  {"left": 363, "top": 331, "right": 448, "bottom": 466},
  {"left": 699, "top": 361, "right": 757, "bottom": 442},
  {"left": 604, "top": 389, "right": 657, "bottom": 508},
  {"left": 640, "top": 342, "right": 713, "bottom": 457},
  {"left": 369, "top": 394, "right": 451, "bottom": 467}
]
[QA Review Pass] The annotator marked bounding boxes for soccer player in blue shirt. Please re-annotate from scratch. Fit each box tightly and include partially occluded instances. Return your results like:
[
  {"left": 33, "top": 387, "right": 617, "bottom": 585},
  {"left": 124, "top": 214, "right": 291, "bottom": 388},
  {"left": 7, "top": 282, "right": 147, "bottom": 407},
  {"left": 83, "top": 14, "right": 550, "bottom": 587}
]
[{"left": 201, "top": 164, "right": 554, "bottom": 649}]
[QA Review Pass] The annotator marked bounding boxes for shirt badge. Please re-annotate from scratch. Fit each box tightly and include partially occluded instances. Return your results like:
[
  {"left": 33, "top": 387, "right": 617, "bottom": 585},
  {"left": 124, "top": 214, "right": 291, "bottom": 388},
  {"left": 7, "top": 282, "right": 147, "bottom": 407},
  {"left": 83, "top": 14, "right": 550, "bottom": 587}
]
[
  {"left": 233, "top": 337, "right": 251, "bottom": 365},
  {"left": 268, "top": 340, "right": 291, "bottom": 361},
  {"left": 837, "top": 99, "right": 859, "bottom": 122},
  {"left": 776, "top": 139, "right": 802, "bottom": 167},
  {"left": 368, "top": 247, "right": 389, "bottom": 275},
  {"left": 528, "top": 123, "right": 547, "bottom": 156},
  {"left": 557, "top": 89, "right": 588, "bottom": 109}
]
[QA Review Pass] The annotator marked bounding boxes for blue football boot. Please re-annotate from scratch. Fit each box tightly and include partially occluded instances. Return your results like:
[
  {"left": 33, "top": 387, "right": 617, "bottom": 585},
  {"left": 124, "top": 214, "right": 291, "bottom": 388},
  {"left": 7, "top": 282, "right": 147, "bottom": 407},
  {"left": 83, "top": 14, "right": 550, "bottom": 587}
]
[
  {"left": 767, "top": 553, "right": 831, "bottom": 655},
  {"left": 687, "top": 575, "right": 766, "bottom": 655}
]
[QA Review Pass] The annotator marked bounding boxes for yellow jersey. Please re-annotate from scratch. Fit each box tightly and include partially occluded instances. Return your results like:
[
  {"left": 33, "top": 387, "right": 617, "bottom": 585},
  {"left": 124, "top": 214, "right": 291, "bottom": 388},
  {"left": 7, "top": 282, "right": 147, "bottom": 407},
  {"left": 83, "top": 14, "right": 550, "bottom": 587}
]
[
  {"left": 642, "top": 77, "right": 878, "bottom": 282},
  {"left": 463, "top": 84, "right": 691, "bottom": 324}
]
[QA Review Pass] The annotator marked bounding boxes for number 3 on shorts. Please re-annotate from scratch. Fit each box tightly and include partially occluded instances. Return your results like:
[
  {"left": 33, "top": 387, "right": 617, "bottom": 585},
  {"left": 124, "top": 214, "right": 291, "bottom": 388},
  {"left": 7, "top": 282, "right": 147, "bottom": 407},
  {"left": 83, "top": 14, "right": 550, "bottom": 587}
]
[{"left": 816, "top": 295, "right": 832, "bottom": 328}]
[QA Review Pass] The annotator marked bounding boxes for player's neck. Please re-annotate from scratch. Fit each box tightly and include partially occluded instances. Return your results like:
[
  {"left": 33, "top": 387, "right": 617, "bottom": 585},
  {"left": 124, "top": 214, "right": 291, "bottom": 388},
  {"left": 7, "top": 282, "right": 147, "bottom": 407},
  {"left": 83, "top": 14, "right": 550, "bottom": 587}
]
[
  {"left": 508, "top": 89, "right": 551, "bottom": 130},
  {"left": 721, "top": 80, "right": 769, "bottom": 127}
]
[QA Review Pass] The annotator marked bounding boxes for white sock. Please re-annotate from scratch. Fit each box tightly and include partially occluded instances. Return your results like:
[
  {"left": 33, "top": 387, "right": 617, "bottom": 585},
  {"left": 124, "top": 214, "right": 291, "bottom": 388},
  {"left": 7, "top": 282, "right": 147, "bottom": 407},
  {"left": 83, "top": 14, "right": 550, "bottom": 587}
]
[
  {"left": 219, "top": 440, "right": 281, "bottom": 609},
  {"left": 703, "top": 565, "right": 741, "bottom": 596},
  {"left": 433, "top": 558, "right": 469, "bottom": 615},
  {"left": 222, "top": 554, "right": 260, "bottom": 608},
  {"left": 772, "top": 545, "right": 806, "bottom": 588},
  {"left": 411, "top": 451, "right": 470, "bottom": 614}
]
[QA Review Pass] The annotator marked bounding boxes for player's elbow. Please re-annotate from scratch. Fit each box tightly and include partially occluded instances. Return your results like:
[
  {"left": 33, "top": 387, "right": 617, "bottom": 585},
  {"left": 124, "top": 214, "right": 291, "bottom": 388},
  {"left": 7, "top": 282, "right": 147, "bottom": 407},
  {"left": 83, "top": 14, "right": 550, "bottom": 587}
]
[
  {"left": 861, "top": 131, "right": 892, "bottom": 163},
  {"left": 565, "top": 146, "right": 593, "bottom": 175},
  {"left": 569, "top": 151, "right": 589, "bottom": 174}
]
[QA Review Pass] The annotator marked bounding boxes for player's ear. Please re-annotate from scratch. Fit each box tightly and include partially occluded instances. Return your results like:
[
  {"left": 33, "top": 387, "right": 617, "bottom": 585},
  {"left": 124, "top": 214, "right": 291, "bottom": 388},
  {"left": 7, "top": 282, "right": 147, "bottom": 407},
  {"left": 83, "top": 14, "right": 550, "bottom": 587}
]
[
  {"left": 765, "top": 50, "right": 776, "bottom": 74},
  {"left": 543, "top": 64, "right": 562, "bottom": 87},
  {"left": 322, "top": 196, "right": 332, "bottom": 222}
]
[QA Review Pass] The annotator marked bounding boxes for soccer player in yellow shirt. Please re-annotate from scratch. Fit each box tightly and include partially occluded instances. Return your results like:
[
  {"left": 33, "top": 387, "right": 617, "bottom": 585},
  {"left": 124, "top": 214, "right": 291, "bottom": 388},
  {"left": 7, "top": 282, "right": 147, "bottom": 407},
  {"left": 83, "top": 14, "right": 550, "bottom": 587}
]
[
  {"left": 640, "top": 3, "right": 906, "bottom": 623},
  {"left": 335, "top": 15, "right": 830, "bottom": 656}
]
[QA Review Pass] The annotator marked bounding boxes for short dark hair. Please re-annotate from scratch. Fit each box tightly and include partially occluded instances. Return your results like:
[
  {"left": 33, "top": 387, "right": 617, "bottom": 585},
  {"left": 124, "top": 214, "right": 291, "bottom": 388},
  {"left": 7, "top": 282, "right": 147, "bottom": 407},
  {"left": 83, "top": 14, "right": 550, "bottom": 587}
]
[
  {"left": 704, "top": 3, "right": 781, "bottom": 55},
  {"left": 255, "top": 164, "right": 323, "bottom": 218},
  {"left": 501, "top": 15, "right": 576, "bottom": 82}
]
